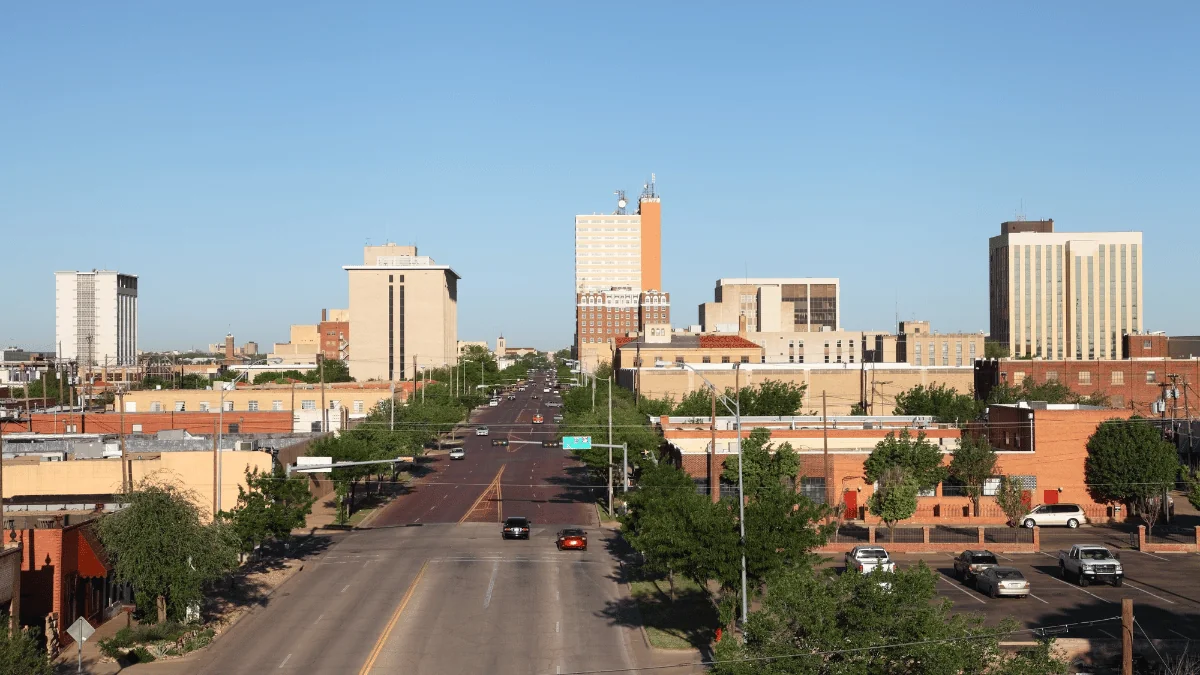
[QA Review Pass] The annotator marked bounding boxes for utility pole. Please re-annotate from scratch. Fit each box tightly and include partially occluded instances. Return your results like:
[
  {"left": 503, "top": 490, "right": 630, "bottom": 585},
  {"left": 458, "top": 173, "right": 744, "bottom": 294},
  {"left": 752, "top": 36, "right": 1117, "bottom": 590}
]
[
  {"left": 318, "top": 354, "right": 327, "bottom": 433},
  {"left": 710, "top": 390, "right": 719, "bottom": 503},
  {"left": 390, "top": 380, "right": 395, "bottom": 432},
  {"left": 1121, "top": 598, "right": 1133, "bottom": 675},
  {"left": 607, "top": 377, "right": 614, "bottom": 517},
  {"left": 822, "top": 391, "right": 831, "bottom": 510},
  {"left": 212, "top": 417, "right": 219, "bottom": 517},
  {"left": 118, "top": 389, "right": 127, "bottom": 493}
]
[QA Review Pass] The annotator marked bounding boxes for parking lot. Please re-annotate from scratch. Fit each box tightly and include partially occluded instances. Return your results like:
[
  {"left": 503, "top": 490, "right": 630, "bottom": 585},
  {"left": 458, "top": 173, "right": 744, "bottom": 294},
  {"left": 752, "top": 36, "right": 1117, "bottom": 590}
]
[{"left": 836, "top": 548, "right": 1200, "bottom": 641}]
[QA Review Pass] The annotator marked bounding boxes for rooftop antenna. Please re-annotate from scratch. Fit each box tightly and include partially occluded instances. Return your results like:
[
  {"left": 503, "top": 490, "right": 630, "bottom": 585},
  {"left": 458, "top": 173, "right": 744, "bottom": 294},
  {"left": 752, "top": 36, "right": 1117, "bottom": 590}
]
[
  {"left": 1016, "top": 199, "right": 1025, "bottom": 222},
  {"left": 614, "top": 190, "right": 627, "bottom": 215},
  {"left": 641, "top": 173, "right": 657, "bottom": 199}
]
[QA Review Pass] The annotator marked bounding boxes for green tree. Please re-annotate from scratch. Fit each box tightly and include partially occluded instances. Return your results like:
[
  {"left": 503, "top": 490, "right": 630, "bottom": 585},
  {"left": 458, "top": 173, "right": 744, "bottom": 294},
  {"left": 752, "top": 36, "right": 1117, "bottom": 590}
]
[
  {"left": 892, "top": 383, "right": 983, "bottom": 425},
  {"left": 672, "top": 389, "right": 715, "bottom": 417},
  {"left": 307, "top": 359, "right": 353, "bottom": 384},
  {"left": 220, "top": 467, "right": 315, "bottom": 554},
  {"left": 712, "top": 563, "right": 1068, "bottom": 675},
  {"left": 1084, "top": 418, "right": 1179, "bottom": 524},
  {"left": 0, "top": 618, "right": 54, "bottom": 675},
  {"left": 867, "top": 466, "right": 918, "bottom": 541},
  {"left": 554, "top": 348, "right": 572, "bottom": 361},
  {"left": 739, "top": 379, "right": 807, "bottom": 416},
  {"left": 179, "top": 373, "right": 210, "bottom": 389},
  {"left": 949, "top": 432, "right": 998, "bottom": 516},
  {"left": 862, "top": 428, "right": 948, "bottom": 493},
  {"left": 848, "top": 402, "right": 866, "bottom": 416},
  {"left": 996, "top": 475, "right": 1030, "bottom": 527},
  {"left": 721, "top": 427, "right": 800, "bottom": 500},
  {"left": 984, "top": 341, "right": 1010, "bottom": 359},
  {"left": 97, "top": 482, "right": 239, "bottom": 623},
  {"left": 988, "top": 378, "right": 1076, "bottom": 405}
]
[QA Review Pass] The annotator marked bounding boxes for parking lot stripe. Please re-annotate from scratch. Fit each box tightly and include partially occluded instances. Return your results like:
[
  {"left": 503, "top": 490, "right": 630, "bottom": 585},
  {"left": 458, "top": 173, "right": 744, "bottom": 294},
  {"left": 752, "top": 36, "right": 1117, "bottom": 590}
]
[
  {"left": 1028, "top": 593, "right": 1049, "bottom": 604},
  {"left": 1098, "top": 628, "right": 1118, "bottom": 639},
  {"left": 1169, "top": 629, "right": 1191, "bottom": 640},
  {"left": 1122, "top": 581, "right": 1176, "bottom": 605},
  {"left": 1039, "top": 571, "right": 1113, "bottom": 603},
  {"left": 938, "top": 577, "right": 986, "bottom": 604},
  {"left": 1140, "top": 551, "right": 1171, "bottom": 562},
  {"left": 1037, "top": 551, "right": 1058, "bottom": 560},
  {"left": 995, "top": 553, "right": 1014, "bottom": 561}
]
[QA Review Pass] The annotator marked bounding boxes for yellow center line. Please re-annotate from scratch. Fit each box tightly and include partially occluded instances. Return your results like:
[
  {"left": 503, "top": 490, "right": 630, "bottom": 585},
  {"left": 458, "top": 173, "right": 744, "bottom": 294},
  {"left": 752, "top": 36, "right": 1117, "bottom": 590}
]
[{"left": 358, "top": 559, "right": 429, "bottom": 675}]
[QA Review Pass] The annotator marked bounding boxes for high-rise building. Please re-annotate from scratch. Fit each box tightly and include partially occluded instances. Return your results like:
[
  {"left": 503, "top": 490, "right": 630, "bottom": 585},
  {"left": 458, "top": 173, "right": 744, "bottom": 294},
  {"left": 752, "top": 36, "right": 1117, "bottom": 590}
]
[
  {"left": 699, "top": 278, "right": 840, "bottom": 333},
  {"left": 345, "top": 244, "right": 459, "bottom": 381},
  {"left": 575, "top": 177, "right": 662, "bottom": 293},
  {"left": 54, "top": 270, "right": 138, "bottom": 367},
  {"left": 988, "top": 220, "right": 1143, "bottom": 360},
  {"left": 574, "top": 288, "right": 671, "bottom": 373}
]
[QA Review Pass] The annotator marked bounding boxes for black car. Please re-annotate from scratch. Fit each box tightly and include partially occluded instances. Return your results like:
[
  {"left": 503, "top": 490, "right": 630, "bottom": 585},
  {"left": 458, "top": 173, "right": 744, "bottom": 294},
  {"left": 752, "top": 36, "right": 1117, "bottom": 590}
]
[
  {"left": 502, "top": 516, "right": 531, "bottom": 540},
  {"left": 953, "top": 550, "right": 999, "bottom": 582}
]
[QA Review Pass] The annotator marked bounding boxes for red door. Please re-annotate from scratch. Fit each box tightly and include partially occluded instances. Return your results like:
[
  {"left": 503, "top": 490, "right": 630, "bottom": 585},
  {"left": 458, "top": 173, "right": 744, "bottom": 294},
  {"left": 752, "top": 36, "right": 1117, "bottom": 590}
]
[
  {"left": 1043, "top": 489, "right": 1059, "bottom": 505},
  {"left": 843, "top": 490, "right": 857, "bottom": 520}
]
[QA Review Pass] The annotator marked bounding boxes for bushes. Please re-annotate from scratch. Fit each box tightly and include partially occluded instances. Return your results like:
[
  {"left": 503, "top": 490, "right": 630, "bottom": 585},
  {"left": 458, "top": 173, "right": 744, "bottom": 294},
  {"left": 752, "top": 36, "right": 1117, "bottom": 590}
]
[{"left": 97, "top": 622, "right": 213, "bottom": 662}]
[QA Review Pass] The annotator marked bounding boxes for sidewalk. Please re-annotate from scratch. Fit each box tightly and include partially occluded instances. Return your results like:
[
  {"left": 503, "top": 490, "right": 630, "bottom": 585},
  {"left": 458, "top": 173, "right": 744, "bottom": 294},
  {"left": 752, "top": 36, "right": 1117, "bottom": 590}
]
[{"left": 54, "top": 610, "right": 135, "bottom": 675}]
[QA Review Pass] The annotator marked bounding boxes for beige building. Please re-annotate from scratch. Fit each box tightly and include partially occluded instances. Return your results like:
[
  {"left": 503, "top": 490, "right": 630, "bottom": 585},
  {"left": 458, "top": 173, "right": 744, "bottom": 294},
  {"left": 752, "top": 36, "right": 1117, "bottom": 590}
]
[
  {"left": 345, "top": 244, "right": 459, "bottom": 381},
  {"left": 120, "top": 382, "right": 398, "bottom": 418},
  {"left": 753, "top": 330, "right": 896, "bottom": 365},
  {"left": 457, "top": 341, "right": 489, "bottom": 356},
  {"left": 989, "top": 220, "right": 1143, "bottom": 360},
  {"left": 619, "top": 362, "right": 975, "bottom": 416},
  {"left": 574, "top": 180, "right": 662, "bottom": 293},
  {"left": 269, "top": 324, "right": 321, "bottom": 365},
  {"left": 896, "top": 321, "right": 986, "bottom": 367},
  {"left": 699, "top": 278, "right": 840, "bottom": 334}
]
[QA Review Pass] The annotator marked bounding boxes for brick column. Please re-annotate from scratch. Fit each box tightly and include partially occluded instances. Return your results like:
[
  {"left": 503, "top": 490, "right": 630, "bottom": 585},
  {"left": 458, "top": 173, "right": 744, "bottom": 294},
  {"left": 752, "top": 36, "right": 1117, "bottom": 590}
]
[
  {"left": 1033, "top": 526, "right": 1040, "bottom": 551},
  {"left": 1137, "top": 525, "right": 1146, "bottom": 551},
  {"left": 923, "top": 526, "right": 931, "bottom": 544},
  {"left": 868, "top": 526, "right": 876, "bottom": 544},
  {"left": 977, "top": 527, "right": 985, "bottom": 545},
  {"left": 1195, "top": 526, "right": 1200, "bottom": 551}
]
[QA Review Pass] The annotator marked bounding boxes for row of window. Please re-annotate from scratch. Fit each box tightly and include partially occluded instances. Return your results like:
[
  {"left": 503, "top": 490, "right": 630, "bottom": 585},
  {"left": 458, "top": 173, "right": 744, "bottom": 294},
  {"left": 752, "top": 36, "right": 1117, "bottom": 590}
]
[
  {"left": 148, "top": 400, "right": 369, "bottom": 413},
  {"left": 699, "top": 356, "right": 751, "bottom": 364},
  {"left": 1006, "top": 369, "right": 1151, "bottom": 386}
]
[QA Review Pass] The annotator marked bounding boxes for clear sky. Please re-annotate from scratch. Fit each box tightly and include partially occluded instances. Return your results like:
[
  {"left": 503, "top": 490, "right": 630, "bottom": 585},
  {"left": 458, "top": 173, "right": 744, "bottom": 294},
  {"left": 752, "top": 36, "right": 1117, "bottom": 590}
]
[{"left": 3, "top": 3, "right": 1197, "bottom": 352}]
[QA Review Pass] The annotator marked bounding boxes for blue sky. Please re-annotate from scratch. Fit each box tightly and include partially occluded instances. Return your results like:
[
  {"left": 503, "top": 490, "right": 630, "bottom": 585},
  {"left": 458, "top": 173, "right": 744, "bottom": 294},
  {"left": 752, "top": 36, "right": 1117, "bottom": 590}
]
[{"left": 3, "top": 3, "right": 1197, "bottom": 352}]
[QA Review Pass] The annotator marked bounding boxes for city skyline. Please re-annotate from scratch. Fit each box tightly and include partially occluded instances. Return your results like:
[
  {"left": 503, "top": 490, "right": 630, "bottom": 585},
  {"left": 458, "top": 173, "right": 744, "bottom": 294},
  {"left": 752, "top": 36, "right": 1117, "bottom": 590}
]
[{"left": 4, "top": 4, "right": 1199, "bottom": 351}]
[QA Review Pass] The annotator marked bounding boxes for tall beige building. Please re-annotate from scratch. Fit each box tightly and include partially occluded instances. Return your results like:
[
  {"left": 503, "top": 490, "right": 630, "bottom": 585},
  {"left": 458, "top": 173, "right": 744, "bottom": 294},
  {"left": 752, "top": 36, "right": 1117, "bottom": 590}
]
[
  {"left": 989, "top": 220, "right": 1143, "bottom": 360},
  {"left": 54, "top": 270, "right": 138, "bottom": 367},
  {"left": 345, "top": 244, "right": 459, "bottom": 381},
  {"left": 699, "top": 278, "right": 840, "bottom": 334},
  {"left": 574, "top": 180, "right": 662, "bottom": 293}
]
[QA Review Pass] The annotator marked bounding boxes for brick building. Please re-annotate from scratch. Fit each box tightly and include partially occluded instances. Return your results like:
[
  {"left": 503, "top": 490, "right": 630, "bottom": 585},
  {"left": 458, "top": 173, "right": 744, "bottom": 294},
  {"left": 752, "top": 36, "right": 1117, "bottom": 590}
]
[
  {"left": 318, "top": 308, "right": 350, "bottom": 361},
  {"left": 1, "top": 410, "right": 294, "bottom": 435},
  {"left": 575, "top": 287, "right": 671, "bottom": 372}
]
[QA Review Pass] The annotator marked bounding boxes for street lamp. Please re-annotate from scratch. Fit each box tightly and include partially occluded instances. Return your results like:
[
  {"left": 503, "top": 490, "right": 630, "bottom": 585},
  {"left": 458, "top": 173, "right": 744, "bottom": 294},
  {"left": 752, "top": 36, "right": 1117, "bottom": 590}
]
[
  {"left": 674, "top": 360, "right": 748, "bottom": 630},
  {"left": 216, "top": 358, "right": 280, "bottom": 513}
]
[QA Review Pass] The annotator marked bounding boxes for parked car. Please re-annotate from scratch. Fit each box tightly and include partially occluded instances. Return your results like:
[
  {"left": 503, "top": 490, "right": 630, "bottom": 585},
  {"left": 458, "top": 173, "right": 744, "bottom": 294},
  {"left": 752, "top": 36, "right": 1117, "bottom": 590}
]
[
  {"left": 553, "top": 415, "right": 564, "bottom": 423},
  {"left": 845, "top": 546, "right": 895, "bottom": 574},
  {"left": 503, "top": 516, "right": 531, "bottom": 540},
  {"left": 953, "top": 550, "right": 999, "bottom": 583},
  {"left": 488, "top": 399, "right": 499, "bottom": 407},
  {"left": 507, "top": 395, "right": 516, "bottom": 400},
  {"left": 476, "top": 426, "right": 489, "bottom": 436},
  {"left": 974, "top": 567, "right": 1030, "bottom": 598},
  {"left": 544, "top": 387, "right": 551, "bottom": 392},
  {"left": 449, "top": 448, "right": 465, "bottom": 460},
  {"left": 556, "top": 528, "right": 587, "bottom": 551},
  {"left": 1023, "top": 503, "right": 1086, "bottom": 529},
  {"left": 1058, "top": 544, "right": 1123, "bottom": 587}
]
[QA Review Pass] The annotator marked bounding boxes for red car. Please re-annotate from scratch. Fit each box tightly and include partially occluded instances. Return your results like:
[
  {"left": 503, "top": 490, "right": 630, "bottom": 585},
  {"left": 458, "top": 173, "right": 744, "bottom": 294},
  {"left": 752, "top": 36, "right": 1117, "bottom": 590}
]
[
  {"left": 556, "top": 528, "right": 587, "bottom": 551},
  {"left": 532, "top": 414, "right": 544, "bottom": 424}
]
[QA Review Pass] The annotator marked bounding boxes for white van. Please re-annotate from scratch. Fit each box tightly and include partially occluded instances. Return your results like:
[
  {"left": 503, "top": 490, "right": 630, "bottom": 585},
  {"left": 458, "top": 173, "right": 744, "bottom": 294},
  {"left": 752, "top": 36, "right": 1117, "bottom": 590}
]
[{"left": 1023, "top": 504, "right": 1086, "bottom": 529}]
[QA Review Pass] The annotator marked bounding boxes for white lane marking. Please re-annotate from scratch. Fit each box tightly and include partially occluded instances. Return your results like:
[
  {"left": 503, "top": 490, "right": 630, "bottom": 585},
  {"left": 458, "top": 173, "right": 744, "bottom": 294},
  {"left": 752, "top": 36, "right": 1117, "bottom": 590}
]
[
  {"left": 1123, "top": 581, "right": 1176, "bottom": 604},
  {"left": 364, "top": 560, "right": 373, "bottom": 568},
  {"left": 1099, "top": 629, "right": 1117, "bottom": 639},
  {"left": 1028, "top": 593, "right": 1049, "bottom": 604},
  {"left": 556, "top": 621, "right": 560, "bottom": 633},
  {"left": 483, "top": 560, "right": 499, "bottom": 608},
  {"left": 279, "top": 653, "right": 292, "bottom": 668},
  {"left": 1140, "top": 550, "right": 1171, "bottom": 562},
  {"left": 340, "top": 584, "right": 350, "bottom": 594},
  {"left": 314, "top": 613, "right": 324, "bottom": 624},
  {"left": 1037, "top": 551, "right": 1058, "bottom": 560},
  {"left": 1170, "top": 629, "right": 1191, "bottom": 640},
  {"left": 1039, "top": 571, "right": 1113, "bottom": 603},
  {"left": 996, "top": 553, "right": 1014, "bottom": 561},
  {"left": 938, "top": 577, "right": 986, "bottom": 604}
]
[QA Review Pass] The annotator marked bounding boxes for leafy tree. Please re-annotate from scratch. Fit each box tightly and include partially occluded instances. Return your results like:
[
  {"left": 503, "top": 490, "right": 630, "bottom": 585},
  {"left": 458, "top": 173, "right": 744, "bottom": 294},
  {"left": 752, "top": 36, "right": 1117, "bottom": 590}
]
[
  {"left": 220, "top": 467, "right": 315, "bottom": 553},
  {"left": 867, "top": 466, "right": 918, "bottom": 541},
  {"left": 848, "top": 402, "right": 866, "bottom": 416},
  {"left": 554, "top": 348, "right": 572, "bottom": 361},
  {"left": 892, "top": 383, "right": 983, "bottom": 425},
  {"left": 636, "top": 396, "right": 674, "bottom": 418},
  {"left": 739, "top": 379, "right": 807, "bottom": 416},
  {"left": 949, "top": 432, "right": 998, "bottom": 516},
  {"left": 311, "top": 358, "right": 353, "bottom": 383},
  {"left": 721, "top": 427, "right": 800, "bottom": 500},
  {"left": 1084, "top": 418, "right": 1179, "bottom": 524},
  {"left": 987, "top": 378, "right": 1076, "bottom": 405},
  {"left": 97, "top": 482, "right": 239, "bottom": 623},
  {"left": 712, "top": 563, "right": 1068, "bottom": 675},
  {"left": 862, "top": 428, "right": 948, "bottom": 493},
  {"left": 996, "top": 475, "right": 1030, "bottom": 527},
  {"left": 672, "top": 389, "right": 715, "bottom": 417},
  {"left": 0, "top": 618, "right": 53, "bottom": 675},
  {"left": 179, "top": 373, "right": 211, "bottom": 389},
  {"left": 984, "top": 341, "right": 1010, "bottom": 359}
]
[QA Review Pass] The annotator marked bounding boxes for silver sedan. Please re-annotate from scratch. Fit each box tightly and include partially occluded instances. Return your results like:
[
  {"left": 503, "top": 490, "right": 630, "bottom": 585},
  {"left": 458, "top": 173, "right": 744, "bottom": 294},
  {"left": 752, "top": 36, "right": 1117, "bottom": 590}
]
[{"left": 974, "top": 567, "right": 1030, "bottom": 599}]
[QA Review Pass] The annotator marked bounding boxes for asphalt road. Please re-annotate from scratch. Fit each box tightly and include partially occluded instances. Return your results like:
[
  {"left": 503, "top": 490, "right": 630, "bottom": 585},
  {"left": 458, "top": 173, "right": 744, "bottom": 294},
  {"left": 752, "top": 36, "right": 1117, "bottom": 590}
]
[{"left": 160, "top": 372, "right": 683, "bottom": 675}]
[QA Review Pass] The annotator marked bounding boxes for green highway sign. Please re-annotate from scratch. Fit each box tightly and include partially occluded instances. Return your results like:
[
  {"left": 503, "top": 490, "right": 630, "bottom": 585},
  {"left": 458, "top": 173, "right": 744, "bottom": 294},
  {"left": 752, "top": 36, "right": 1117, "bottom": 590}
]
[{"left": 562, "top": 436, "right": 592, "bottom": 450}]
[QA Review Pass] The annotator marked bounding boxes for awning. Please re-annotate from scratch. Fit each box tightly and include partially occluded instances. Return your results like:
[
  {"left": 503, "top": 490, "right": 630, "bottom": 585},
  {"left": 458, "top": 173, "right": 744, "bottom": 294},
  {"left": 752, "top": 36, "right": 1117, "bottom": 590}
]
[{"left": 76, "top": 526, "right": 110, "bottom": 579}]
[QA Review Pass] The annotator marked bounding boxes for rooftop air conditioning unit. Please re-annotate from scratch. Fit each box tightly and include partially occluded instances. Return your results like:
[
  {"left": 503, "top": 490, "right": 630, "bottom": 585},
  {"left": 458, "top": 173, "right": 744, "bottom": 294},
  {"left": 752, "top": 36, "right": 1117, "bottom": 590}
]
[{"left": 234, "top": 440, "right": 256, "bottom": 451}]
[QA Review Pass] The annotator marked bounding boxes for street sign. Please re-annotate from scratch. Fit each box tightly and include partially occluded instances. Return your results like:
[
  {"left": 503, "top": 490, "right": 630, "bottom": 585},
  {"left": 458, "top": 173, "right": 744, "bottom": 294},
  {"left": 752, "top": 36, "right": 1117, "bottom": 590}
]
[
  {"left": 295, "top": 456, "right": 333, "bottom": 473},
  {"left": 562, "top": 436, "right": 592, "bottom": 450},
  {"left": 67, "top": 616, "right": 95, "bottom": 643}
]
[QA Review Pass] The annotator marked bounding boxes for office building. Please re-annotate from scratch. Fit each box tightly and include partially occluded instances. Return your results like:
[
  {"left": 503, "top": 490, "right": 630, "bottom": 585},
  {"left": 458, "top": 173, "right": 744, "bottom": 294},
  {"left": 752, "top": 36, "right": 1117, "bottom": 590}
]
[
  {"left": 988, "top": 219, "right": 1143, "bottom": 360},
  {"left": 319, "top": 308, "right": 350, "bottom": 361},
  {"left": 896, "top": 321, "right": 986, "bottom": 367},
  {"left": 54, "top": 270, "right": 138, "bottom": 367},
  {"left": 345, "top": 244, "right": 459, "bottom": 381},
  {"left": 574, "top": 178, "right": 661, "bottom": 293},
  {"left": 699, "top": 278, "right": 840, "bottom": 333}
]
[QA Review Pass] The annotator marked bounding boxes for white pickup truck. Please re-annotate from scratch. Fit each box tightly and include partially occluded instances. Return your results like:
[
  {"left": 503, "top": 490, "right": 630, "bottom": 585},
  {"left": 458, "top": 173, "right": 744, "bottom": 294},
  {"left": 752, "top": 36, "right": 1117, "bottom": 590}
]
[
  {"left": 845, "top": 546, "right": 896, "bottom": 574},
  {"left": 1058, "top": 544, "right": 1124, "bottom": 587}
]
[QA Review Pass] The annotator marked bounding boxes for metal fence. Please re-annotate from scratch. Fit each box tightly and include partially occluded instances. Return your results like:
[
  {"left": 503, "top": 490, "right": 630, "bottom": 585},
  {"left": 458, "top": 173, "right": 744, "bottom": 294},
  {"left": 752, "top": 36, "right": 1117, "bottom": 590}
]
[
  {"left": 833, "top": 525, "right": 871, "bottom": 543},
  {"left": 879, "top": 527, "right": 924, "bottom": 544},
  {"left": 929, "top": 526, "right": 978, "bottom": 544},
  {"left": 1144, "top": 525, "right": 1194, "bottom": 545},
  {"left": 983, "top": 528, "right": 1034, "bottom": 544}
]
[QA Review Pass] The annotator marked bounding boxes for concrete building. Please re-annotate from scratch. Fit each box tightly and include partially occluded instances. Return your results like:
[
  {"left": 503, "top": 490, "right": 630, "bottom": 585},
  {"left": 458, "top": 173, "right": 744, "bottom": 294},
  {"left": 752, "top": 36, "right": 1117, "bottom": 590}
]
[
  {"left": 346, "top": 244, "right": 459, "bottom": 381},
  {"left": 613, "top": 330, "right": 763, "bottom": 372},
  {"left": 699, "top": 278, "right": 840, "bottom": 334},
  {"left": 574, "top": 178, "right": 662, "bottom": 293},
  {"left": 896, "top": 321, "right": 986, "bottom": 367},
  {"left": 268, "top": 324, "right": 321, "bottom": 366},
  {"left": 988, "top": 219, "right": 1143, "bottom": 360},
  {"left": 319, "top": 308, "right": 350, "bottom": 361},
  {"left": 55, "top": 270, "right": 138, "bottom": 367},
  {"left": 754, "top": 329, "right": 896, "bottom": 365}
]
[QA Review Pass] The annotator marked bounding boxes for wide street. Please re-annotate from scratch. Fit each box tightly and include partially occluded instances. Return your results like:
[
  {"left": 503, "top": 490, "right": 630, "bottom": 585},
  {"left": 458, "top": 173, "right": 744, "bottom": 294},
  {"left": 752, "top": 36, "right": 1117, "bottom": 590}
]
[{"left": 160, "top": 372, "right": 692, "bottom": 675}]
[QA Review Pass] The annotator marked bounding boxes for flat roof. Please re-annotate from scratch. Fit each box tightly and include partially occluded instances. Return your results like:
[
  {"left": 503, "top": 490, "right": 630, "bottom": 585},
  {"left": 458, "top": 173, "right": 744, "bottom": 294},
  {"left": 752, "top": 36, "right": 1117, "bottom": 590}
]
[
  {"left": 343, "top": 265, "right": 460, "bottom": 279},
  {"left": 716, "top": 277, "right": 839, "bottom": 286},
  {"left": 631, "top": 362, "right": 973, "bottom": 372}
]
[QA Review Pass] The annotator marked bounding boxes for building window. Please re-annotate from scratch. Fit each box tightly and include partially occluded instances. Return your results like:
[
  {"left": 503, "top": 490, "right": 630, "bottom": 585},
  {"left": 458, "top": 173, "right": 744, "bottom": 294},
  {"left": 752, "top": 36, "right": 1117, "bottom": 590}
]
[
  {"left": 330, "top": 400, "right": 340, "bottom": 409},
  {"left": 199, "top": 402, "right": 211, "bottom": 412},
  {"left": 702, "top": 356, "right": 711, "bottom": 363},
  {"left": 272, "top": 400, "right": 283, "bottom": 411},
  {"left": 353, "top": 400, "right": 364, "bottom": 413},
  {"left": 1112, "top": 395, "right": 1124, "bottom": 407},
  {"left": 741, "top": 356, "right": 750, "bottom": 363},
  {"left": 302, "top": 399, "right": 316, "bottom": 410},
  {"left": 1143, "top": 339, "right": 1152, "bottom": 349},
  {"left": 1013, "top": 371, "right": 1026, "bottom": 385},
  {"left": 174, "top": 401, "right": 186, "bottom": 412},
  {"left": 224, "top": 400, "right": 234, "bottom": 412},
  {"left": 800, "top": 477, "right": 827, "bottom": 505},
  {"left": 1078, "top": 371, "right": 1091, "bottom": 385},
  {"left": 720, "top": 356, "right": 730, "bottom": 364},
  {"left": 248, "top": 400, "right": 259, "bottom": 411},
  {"left": 1111, "top": 371, "right": 1124, "bottom": 385},
  {"left": 1146, "top": 371, "right": 1156, "bottom": 383},
  {"left": 150, "top": 401, "right": 162, "bottom": 412},
  {"left": 824, "top": 355, "right": 830, "bottom": 363},
  {"left": 675, "top": 356, "right": 684, "bottom": 364},
  {"left": 1045, "top": 371, "right": 1058, "bottom": 381}
]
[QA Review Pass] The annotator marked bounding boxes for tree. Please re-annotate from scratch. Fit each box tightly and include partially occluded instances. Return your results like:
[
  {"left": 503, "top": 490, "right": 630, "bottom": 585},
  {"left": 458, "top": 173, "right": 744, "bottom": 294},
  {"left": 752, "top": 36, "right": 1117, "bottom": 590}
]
[
  {"left": 988, "top": 378, "right": 1076, "bottom": 405},
  {"left": 867, "top": 466, "right": 918, "bottom": 541},
  {"left": 0, "top": 618, "right": 54, "bottom": 675},
  {"left": 892, "top": 383, "right": 983, "bottom": 425},
  {"left": 862, "top": 428, "right": 948, "bottom": 493},
  {"left": 721, "top": 427, "right": 800, "bottom": 500},
  {"left": 848, "top": 402, "right": 866, "bottom": 416},
  {"left": 1084, "top": 418, "right": 1179, "bottom": 526},
  {"left": 221, "top": 467, "right": 315, "bottom": 554},
  {"left": 672, "top": 389, "right": 715, "bottom": 417},
  {"left": 949, "top": 432, "right": 998, "bottom": 517},
  {"left": 984, "top": 341, "right": 1010, "bottom": 359},
  {"left": 712, "top": 563, "right": 1068, "bottom": 675},
  {"left": 996, "top": 475, "right": 1030, "bottom": 527},
  {"left": 97, "top": 482, "right": 239, "bottom": 623},
  {"left": 739, "top": 379, "right": 807, "bottom": 416},
  {"left": 310, "top": 358, "right": 353, "bottom": 384}
]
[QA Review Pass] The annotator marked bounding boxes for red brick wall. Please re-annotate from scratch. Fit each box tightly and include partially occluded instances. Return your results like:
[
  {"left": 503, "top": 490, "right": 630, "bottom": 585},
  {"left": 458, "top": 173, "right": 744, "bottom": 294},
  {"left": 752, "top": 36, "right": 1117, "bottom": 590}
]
[
  {"left": 996, "top": 358, "right": 1200, "bottom": 414},
  {"left": 318, "top": 320, "right": 349, "bottom": 361},
  {"left": 0, "top": 411, "right": 292, "bottom": 435},
  {"left": 1124, "top": 334, "right": 1169, "bottom": 358}
]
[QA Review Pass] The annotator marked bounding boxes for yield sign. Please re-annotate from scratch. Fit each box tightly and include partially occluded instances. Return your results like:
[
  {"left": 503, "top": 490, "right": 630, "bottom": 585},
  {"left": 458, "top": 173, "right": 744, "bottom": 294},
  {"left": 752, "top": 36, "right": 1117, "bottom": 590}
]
[{"left": 67, "top": 616, "right": 95, "bottom": 643}]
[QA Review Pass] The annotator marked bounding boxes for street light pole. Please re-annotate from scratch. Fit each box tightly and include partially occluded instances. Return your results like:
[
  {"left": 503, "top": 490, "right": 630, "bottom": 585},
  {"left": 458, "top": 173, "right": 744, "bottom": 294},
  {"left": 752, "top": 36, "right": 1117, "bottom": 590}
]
[{"left": 607, "top": 376, "right": 614, "bottom": 517}]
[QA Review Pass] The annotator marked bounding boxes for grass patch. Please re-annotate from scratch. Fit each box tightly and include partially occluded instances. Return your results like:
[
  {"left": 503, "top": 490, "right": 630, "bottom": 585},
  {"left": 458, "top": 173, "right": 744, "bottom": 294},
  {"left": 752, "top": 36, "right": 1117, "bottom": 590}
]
[
  {"left": 596, "top": 501, "right": 620, "bottom": 526},
  {"left": 628, "top": 572, "right": 719, "bottom": 651}
]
